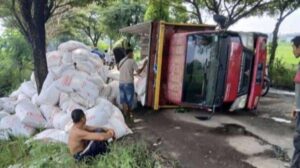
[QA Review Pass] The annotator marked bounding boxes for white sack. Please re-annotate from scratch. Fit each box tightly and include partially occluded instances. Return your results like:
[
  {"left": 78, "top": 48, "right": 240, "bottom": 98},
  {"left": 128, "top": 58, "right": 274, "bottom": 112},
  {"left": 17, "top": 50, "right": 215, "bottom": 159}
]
[
  {"left": 98, "top": 66, "right": 110, "bottom": 81},
  {"left": 88, "top": 55, "right": 103, "bottom": 70},
  {"left": 58, "top": 40, "right": 90, "bottom": 52},
  {"left": 37, "top": 84, "right": 60, "bottom": 106},
  {"left": 77, "top": 80, "right": 99, "bottom": 100},
  {"left": 85, "top": 99, "right": 114, "bottom": 127},
  {"left": 0, "top": 97, "right": 16, "bottom": 114},
  {"left": 39, "top": 105, "right": 61, "bottom": 125},
  {"left": 71, "top": 92, "right": 95, "bottom": 108},
  {"left": 15, "top": 99, "right": 46, "bottom": 128},
  {"left": 104, "top": 117, "right": 132, "bottom": 139},
  {"left": 52, "top": 112, "right": 71, "bottom": 130},
  {"left": 33, "top": 129, "right": 69, "bottom": 144},
  {"left": 59, "top": 92, "right": 69, "bottom": 107},
  {"left": 20, "top": 81, "right": 36, "bottom": 98},
  {"left": 47, "top": 51, "right": 62, "bottom": 67},
  {"left": 107, "top": 81, "right": 119, "bottom": 102},
  {"left": 61, "top": 52, "right": 73, "bottom": 64},
  {"left": 17, "top": 93, "right": 30, "bottom": 103},
  {"left": 135, "top": 77, "right": 147, "bottom": 96},
  {"left": 0, "top": 115, "right": 35, "bottom": 137},
  {"left": 42, "top": 72, "right": 56, "bottom": 91},
  {"left": 56, "top": 74, "right": 74, "bottom": 93},
  {"left": 72, "top": 48, "right": 90, "bottom": 62},
  {"left": 50, "top": 64, "right": 75, "bottom": 78},
  {"left": 75, "top": 61, "right": 96, "bottom": 74},
  {"left": 88, "top": 74, "right": 105, "bottom": 90},
  {"left": 9, "top": 89, "right": 21, "bottom": 99},
  {"left": 31, "top": 94, "right": 38, "bottom": 105},
  {"left": 107, "top": 69, "right": 120, "bottom": 81},
  {"left": 0, "top": 111, "right": 9, "bottom": 120},
  {"left": 61, "top": 100, "right": 85, "bottom": 115}
]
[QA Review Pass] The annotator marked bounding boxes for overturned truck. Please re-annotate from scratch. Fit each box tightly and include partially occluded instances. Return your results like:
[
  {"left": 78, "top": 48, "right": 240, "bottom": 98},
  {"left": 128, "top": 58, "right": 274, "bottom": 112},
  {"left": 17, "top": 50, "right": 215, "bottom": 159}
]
[{"left": 120, "top": 21, "right": 267, "bottom": 112}]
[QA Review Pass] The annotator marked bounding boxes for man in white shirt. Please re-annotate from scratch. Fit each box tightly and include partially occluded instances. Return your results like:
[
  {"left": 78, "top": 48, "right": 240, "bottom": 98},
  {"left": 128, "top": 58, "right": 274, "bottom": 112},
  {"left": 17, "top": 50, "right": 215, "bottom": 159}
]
[{"left": 118, "top": 49, "right": 147, "bottom": 120}]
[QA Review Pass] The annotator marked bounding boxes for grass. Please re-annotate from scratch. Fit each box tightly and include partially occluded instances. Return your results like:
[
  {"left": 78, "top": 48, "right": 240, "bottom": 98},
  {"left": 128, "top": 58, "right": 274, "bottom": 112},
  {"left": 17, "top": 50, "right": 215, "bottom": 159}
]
[
  {"left": 273, "top": 42, "right": 299, "bottom": 67},
  {"left": 0, "top": 137, "right": 162, "bottom": 168}
]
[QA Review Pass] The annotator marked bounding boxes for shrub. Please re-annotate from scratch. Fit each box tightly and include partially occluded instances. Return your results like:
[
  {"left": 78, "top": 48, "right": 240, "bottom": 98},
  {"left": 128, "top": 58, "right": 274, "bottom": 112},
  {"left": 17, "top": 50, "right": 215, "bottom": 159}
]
[{"left": 270, "top": 58, "right": 296, "bottom": 90}]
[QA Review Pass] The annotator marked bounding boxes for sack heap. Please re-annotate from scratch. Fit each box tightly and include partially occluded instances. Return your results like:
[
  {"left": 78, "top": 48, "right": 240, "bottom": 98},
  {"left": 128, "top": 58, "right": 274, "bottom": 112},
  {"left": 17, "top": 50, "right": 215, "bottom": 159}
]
[{"left": 0, "top": 40, "right": 149, "bottom": 143}]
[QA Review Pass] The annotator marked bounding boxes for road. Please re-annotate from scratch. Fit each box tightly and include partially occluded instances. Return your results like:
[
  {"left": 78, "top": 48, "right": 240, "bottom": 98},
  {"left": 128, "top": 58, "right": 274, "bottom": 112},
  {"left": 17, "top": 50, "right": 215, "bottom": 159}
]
[{"left": 132, "top": 92, "right": 295, "bottom": 168}]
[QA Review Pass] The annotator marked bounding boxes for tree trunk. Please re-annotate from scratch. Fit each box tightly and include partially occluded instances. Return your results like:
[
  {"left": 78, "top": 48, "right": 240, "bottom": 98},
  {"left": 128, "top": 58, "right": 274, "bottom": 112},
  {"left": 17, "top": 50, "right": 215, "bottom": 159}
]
[
  {"left": 31, "top": 28, "right": 48, "bottom": 94},
  {"left": 31, "top": 0, "right": 48, "bottom": 94},
  {"left": 269, "top": 20, "right": 282, "bottom": 72}
]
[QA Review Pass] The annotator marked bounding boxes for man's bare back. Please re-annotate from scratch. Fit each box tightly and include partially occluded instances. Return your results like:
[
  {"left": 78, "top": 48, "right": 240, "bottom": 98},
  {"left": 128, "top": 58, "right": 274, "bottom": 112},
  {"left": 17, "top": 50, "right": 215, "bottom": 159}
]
[
  {"left": 68, "top": 126, "right": 89, "bottom": 155},
  {"left": 68, "top": 109, "right": 115, "bottom": 161}
]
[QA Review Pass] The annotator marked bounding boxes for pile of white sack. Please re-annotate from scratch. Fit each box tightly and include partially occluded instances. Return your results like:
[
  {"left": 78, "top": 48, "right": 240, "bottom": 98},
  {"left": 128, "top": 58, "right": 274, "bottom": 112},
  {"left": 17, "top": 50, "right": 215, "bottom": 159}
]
[{"left": 0, "top": 40, "right": 148, "bottom": 143}]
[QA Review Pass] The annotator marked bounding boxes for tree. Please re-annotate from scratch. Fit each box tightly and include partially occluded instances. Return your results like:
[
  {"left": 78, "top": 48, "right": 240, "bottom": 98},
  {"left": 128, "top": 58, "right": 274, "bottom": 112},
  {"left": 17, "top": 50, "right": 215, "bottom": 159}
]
[
  {"left": 184, "top": 0, "right": 204, "bottom": 24},
  {"left": 185, "top": 0, "right": 271, "bottom": 29},
  {"left": 101, "top": 1, "right": 145, "bottom": 41},
  {"left": 0, "top": 0, "right": 105, "bottom": 93},
  {"left": 144, "top": 0, "right": 170, "bottom": 21},
  {"left": 267, "top": 0, "right": 300, "bottom": 71},
  {"left": 144, "top": 0, "right": 189, "bottom": 23},
  {"left": 0, "top": 29, "right": 32, "bottom": 96},
  {"left": 63, "top": 4, "right": 104, "bottom": 47}
]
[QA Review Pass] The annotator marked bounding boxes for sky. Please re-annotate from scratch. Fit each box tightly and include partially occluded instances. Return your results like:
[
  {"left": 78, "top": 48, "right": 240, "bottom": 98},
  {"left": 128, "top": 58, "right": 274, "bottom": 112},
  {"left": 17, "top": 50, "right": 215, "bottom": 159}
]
[
  {"left": 204, "top": 8, "right": 300, "bottom": 35},
  {"left": 0, "top": 8, "right": 299, "bottom": 35}
]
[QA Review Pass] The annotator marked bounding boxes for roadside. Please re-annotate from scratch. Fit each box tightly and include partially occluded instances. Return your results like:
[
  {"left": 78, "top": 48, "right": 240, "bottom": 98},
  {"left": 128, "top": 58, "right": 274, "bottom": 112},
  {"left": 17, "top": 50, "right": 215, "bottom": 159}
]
[{"left": 132, "top": 91, "right": 295, "bottom": 168}]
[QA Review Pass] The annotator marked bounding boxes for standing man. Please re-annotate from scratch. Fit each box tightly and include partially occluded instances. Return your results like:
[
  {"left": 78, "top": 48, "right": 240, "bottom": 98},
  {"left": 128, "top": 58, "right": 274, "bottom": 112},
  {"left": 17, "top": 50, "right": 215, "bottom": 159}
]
[
  {"left": 118, "top": 49, "right": 147, "bottom": 120},
  {"left": 291, "top": 36, "right": 300, "bottom": 168}
]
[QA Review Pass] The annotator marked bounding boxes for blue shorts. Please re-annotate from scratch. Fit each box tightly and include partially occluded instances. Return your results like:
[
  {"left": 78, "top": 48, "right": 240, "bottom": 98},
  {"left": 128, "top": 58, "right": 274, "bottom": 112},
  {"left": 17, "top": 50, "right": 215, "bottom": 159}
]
[{"left": 119, "top": 83, "right": 134, "bottom": 108}]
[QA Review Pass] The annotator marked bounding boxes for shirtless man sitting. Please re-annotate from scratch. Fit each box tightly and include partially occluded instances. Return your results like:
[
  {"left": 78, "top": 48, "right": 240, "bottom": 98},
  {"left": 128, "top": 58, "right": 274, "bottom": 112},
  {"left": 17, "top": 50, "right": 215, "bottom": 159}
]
[{"left": 68, "top": 109, "right": 115, "bottom": 161}]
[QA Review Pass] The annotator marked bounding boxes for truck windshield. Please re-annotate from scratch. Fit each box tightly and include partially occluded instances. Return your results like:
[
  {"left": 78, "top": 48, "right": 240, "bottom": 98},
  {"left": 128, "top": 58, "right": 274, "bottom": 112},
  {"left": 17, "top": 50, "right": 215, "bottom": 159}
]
[{"left": 183, "top": 34, "right": 219, "bottom": 105}]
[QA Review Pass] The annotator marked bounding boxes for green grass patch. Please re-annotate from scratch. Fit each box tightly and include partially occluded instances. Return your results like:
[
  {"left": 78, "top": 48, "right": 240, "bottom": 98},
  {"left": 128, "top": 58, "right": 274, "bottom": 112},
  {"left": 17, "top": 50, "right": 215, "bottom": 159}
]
[
  {"left": 268, "top": 42, "right": 299, "bottom": 90},
  {"left": 271, "top": 42, "right": 299, "bottom": 67},
  {"left": 0, "top": 137, "right": 162, "bottom": 168}
]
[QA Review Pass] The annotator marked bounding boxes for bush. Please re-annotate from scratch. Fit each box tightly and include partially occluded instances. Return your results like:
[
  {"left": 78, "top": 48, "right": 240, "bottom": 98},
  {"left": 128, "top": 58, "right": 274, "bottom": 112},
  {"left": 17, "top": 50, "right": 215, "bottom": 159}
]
[
  {"left": 270, "top": 58, "right": 297, "bottom": 90},
  {"left": 0, "top": 29, "right": 33, "bottom": 96}
]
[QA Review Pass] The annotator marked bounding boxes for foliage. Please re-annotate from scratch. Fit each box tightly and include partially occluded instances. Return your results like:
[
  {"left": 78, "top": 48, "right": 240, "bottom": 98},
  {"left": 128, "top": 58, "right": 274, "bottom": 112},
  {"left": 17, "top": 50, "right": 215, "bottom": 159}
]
[
  {"left": 185, "top": 0, "right": 270, "bottom": 28},
  {"left": 0, "top": 29, "right": 32, "bottom": 96},
  {"left": 265, "top": 0, "right": 300, "bottom": 70},
  {"left": 267, "top": 42, "right": 298, "bottom": 90},
  {"left": 144, "top": 0, "right": 189, "bottom": 23},
  {"left": 271, "top": 42, "right": 299, "bottom": 67},
  {"left": 0, "top": 0, "right": 104, "bottom": 93},
  {"left": 101, "top": 1, "right": 145, "bottom": 40},
  {"left": 144, "top": 0, "right": 170, "bottom": 21},
  {"left": 270, "top": 58, "right": 296, "bottom": 90},
  {"left": 0, "top": 138, "right": 161, "bottom": 168},
  {"left": 62, "top": 3, "right": 104, "bottom": 47},
  {"left": 97, "top": 41, "right": 110, "bottom": 51}
]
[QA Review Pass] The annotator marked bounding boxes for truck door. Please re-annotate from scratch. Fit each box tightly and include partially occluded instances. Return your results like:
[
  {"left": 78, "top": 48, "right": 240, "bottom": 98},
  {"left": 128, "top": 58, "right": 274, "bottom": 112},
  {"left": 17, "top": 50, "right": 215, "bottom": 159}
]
[{"left": 247, "top": 36, "right": 267, "bottom": 110}]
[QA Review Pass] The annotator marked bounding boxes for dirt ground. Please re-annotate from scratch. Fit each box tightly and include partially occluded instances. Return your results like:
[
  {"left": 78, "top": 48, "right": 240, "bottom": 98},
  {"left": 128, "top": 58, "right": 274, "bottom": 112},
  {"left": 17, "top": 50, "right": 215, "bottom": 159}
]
[{"left": 130, "top": 92, "right": 295, "bottom": 168}]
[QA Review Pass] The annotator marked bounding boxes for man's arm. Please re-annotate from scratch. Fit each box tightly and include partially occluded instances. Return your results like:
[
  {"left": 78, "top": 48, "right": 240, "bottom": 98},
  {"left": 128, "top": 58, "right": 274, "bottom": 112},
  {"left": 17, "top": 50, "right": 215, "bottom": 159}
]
[
  {"left": 84, "top": 125, "right": 108, "bottom": 132},
  {"left": 135, "top": 60, "right": 148, "bottom": 75},
  {"left": 79, "top": 129, "right": 115, "bottom": 141}
]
